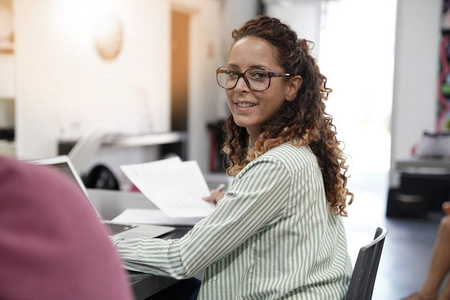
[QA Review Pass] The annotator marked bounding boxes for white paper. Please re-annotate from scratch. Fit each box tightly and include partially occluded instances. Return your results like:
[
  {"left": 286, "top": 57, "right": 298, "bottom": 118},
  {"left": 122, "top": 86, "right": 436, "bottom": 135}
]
[
  {"left": 112, "top": 208, "right": 203, "bottom": 226},
  {"left": 120, "top": 158, "right": 215, "bottom": 218}
]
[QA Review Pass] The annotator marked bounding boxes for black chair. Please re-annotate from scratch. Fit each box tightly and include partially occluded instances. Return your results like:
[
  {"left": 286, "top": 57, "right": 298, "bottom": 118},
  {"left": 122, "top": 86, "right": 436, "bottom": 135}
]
[{"left": 346, "top": 226, "right": 388, "bottom": 300}]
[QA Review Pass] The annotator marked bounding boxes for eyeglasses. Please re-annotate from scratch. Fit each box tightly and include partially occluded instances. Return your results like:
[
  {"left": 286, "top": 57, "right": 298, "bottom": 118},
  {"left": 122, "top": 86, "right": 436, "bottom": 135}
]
[{"left": 216, "top": 67, "right": 292, "bottom": 92}]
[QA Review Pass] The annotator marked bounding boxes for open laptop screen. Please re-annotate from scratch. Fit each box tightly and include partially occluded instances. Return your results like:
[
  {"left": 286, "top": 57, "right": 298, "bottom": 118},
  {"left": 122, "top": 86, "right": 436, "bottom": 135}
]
[
  {"left": 26, "top": 155, "right": 176, "bottom": 238},
  {"left": 27, "top": 156, "right": 103, "bottom": 219},
  {"left": 49, "top": 162, "right": 80, "bottom": 183}
]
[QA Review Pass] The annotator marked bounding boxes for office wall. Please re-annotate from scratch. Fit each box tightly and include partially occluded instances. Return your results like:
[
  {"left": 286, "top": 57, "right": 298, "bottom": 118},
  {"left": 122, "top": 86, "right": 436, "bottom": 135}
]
[
  {"left": 14, "top": 0, "right": 173, "bottom": 159},
  {"left": 0, "top": 1, "right": 13, "bottom": 99},
  {"left": 390, "top": 0, "right": 441, "bottom": 185},
  {"left": 215, "top": 0, "right": 260, "bottom": 119},
  {"left": 13, "top": 0, "right": 224, "bottom": 173},
  {"left": 264, "top": 0, "right": 322, "bottom": 59},
  {"left": 176, "top": 0, "right": 221, "bottom": 172}
]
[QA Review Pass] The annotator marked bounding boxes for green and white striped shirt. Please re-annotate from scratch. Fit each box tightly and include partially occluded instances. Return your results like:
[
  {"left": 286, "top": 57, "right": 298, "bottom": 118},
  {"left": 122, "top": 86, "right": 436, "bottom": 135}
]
[{"left": 112, "top": 143, "right": 352, "bottom": 299}]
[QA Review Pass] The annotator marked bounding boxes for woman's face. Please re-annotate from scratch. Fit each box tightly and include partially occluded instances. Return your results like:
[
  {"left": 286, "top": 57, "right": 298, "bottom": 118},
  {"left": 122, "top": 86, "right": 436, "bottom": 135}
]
[{"left": 226, "top": 36, "right": 300, "bottom": 142}]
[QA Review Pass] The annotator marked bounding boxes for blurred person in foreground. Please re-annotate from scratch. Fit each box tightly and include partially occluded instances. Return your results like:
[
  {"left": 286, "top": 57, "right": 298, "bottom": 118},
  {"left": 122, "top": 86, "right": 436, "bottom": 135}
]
[{"left": 0, "top": 156, "right": 133, "bottom": 300}]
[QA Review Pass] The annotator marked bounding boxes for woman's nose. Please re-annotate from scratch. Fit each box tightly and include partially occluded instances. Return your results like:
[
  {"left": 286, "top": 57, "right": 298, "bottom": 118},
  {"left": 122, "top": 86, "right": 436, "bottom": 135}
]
[{"left": 235, "top": 76, "right": 249, "bottom": 92}]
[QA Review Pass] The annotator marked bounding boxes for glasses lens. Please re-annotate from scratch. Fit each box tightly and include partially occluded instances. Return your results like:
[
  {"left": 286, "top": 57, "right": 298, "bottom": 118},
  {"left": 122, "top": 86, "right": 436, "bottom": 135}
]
[
  {"left": 216, "top": 68, "right": 270, "bottom": 91},
  {"left": 217, "top": 69, "right": 236, "bottom": 89},
  {"left": 245, "top": 70, "right": 270, "bottom": 91}
]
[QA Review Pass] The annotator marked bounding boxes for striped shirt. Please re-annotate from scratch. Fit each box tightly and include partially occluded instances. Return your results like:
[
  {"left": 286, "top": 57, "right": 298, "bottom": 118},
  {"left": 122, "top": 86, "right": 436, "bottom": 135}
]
[{"left": 111, "top": 143, "right": 352, "bottom": 299}]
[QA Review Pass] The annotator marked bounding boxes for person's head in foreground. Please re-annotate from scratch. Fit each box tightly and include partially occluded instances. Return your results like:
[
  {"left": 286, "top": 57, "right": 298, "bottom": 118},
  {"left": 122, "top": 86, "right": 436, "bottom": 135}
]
[{"left": 0, "top": 156, "right": 133, "bottom": 300}]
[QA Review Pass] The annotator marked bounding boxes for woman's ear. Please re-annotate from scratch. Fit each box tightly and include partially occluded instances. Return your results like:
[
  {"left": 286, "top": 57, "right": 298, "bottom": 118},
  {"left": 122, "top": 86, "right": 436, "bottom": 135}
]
[{"left": 286, "top": 76, "right": 302, "bottom": 101}]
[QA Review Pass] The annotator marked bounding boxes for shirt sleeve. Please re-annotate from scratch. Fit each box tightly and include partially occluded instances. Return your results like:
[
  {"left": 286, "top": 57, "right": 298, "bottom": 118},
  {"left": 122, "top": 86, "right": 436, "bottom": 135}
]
[{"left": 111, "top": 157, "right": 291, "bottom": 279}]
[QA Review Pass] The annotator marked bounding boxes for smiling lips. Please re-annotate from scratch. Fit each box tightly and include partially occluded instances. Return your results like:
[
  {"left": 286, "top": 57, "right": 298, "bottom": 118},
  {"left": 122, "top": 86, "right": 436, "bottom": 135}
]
[{"left": 236, "top": 102, "right": 256, "bottom": 108}]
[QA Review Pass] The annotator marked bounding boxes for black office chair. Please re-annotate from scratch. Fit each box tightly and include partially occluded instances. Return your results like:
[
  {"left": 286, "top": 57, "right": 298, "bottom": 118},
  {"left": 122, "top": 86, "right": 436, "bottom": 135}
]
[{"left": 346, "top": 226, "right": 388, "bottom": 300}]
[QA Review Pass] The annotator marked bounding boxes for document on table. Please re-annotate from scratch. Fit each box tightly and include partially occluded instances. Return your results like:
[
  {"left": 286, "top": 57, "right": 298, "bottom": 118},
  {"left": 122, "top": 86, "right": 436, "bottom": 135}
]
[
  {"left": 120, "top": 157, "right": 216, "bottom": 218},
  {"left": 112, "top": 208, "right": 203, "bottom": 226}
]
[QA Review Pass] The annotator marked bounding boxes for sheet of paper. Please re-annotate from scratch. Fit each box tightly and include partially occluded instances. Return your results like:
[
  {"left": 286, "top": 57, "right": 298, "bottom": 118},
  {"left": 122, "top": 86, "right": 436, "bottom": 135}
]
[
  {"left": 112, "top": 208, "right": 203, "bottom": 226},
  {"left": 121, "top": 159, "right": 215, "bottom": 218}
]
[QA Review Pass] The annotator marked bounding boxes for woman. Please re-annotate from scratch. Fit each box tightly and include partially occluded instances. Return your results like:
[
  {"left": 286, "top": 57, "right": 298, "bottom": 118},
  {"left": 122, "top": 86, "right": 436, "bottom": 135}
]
[{"left": 112, "top": 15, "right": 354, "bottom": 299}]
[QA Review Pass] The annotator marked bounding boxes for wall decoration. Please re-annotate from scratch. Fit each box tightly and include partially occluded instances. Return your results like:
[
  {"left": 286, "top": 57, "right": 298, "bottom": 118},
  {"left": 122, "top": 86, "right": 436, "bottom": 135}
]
[{"left": 94, "top": 12, "right": 123, "bottom": 60}]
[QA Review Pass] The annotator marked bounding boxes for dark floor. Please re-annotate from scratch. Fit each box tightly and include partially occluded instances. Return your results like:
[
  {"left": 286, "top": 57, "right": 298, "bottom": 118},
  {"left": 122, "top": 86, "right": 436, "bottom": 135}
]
[{"left": 344, "top": 172, "right": 445, "bottom": 300}]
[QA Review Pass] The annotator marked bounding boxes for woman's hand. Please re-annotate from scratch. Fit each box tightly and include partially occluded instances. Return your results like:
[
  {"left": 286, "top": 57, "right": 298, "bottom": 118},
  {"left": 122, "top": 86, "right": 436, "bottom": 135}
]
[{"left": 203, "top": 187, "right": 225, "bottom": 205}]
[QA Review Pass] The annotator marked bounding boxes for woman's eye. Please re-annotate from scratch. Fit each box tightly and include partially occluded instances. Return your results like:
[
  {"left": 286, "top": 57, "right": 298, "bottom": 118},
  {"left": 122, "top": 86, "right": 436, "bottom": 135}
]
[
  {"left": 250, "top": 71, "right": 268, "bottom": 80},
  {"left": 227, "top": 71, "right": 239, "bottom": 78}
]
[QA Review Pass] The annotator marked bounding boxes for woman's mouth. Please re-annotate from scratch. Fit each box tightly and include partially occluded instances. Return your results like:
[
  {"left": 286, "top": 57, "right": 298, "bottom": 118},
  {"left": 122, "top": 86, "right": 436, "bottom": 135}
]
[{"left": 236, "top": 102, "right": 256, "bottom": 108}]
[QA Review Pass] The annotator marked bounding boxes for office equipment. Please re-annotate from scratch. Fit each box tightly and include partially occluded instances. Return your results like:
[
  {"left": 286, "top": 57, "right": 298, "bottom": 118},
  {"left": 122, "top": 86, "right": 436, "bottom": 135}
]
[
  {"left": 28, "top": 155, "right": 175, "bottom": 239},
  {"left": 346, "top": 226, "right": 388, "bottom": 300},
  {"left": 121, "top": 157, "right": 215, "bottom": 218},
  {"left": 58, "top": 131, "right": 188, "bottom": 191}
]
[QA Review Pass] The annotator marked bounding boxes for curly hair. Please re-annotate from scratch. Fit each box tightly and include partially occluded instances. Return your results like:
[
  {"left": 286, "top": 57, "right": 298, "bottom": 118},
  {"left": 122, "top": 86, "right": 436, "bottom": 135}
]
[{"left": 223, "top": 15, "right": 353, "bottom": 216}]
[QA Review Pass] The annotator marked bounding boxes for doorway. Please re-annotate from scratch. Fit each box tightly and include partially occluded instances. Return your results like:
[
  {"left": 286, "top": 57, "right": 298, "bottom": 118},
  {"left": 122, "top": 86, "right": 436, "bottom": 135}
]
[
  {"left": 170, "top": 10, "right": 190, "bottom": 132},
  {"left": 319, "top": 0, "right": 396, "bottom": 174}
]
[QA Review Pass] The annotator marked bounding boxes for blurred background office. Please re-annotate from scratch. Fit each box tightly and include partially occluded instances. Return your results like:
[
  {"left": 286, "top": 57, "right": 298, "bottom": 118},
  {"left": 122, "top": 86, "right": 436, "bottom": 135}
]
[
  {"left": 0, "top": 0, "right": 448, "bottom": 299},
  {"left": 0, "top": 0, "right": 439, "bottom": 184}
]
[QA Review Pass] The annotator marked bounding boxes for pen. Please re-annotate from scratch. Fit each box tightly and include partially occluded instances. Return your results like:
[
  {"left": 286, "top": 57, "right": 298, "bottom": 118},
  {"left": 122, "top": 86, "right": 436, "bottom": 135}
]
[{"left": 215, "top": 183, "right": 225, "bottom": 191}]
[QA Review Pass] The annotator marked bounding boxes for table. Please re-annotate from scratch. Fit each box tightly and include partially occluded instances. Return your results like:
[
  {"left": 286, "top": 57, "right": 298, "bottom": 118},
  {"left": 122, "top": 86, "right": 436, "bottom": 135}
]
[
  {"left": 388, "top": 159, "right": 450, "bottom": 217},
  {"left": 395, "top": 160, "right": 450, "bottom": 202},
  {"left": 88, "top": 189, "right": 195, "bottom": 300},
  {"left": 396, "top": 158, "right": 450, "bottom": 174}
]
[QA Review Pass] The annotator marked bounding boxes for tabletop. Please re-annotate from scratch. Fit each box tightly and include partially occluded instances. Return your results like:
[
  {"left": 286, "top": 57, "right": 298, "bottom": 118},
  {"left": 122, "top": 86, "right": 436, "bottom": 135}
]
[{"left": 88, "top": 189, "right": 197, "bottom": 300}]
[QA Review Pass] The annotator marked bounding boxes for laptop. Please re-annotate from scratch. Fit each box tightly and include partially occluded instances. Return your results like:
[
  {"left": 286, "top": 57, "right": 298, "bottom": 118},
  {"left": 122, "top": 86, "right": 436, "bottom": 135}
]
[{"left": 28, "top": 155, "right": 175, "bottom": 239}]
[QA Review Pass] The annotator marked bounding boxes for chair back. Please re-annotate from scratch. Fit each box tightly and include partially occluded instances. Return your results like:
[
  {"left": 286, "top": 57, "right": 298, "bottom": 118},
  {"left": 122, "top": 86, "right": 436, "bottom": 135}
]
[{"left": 346, "top": 226, "right": 388, "bottom": 300}]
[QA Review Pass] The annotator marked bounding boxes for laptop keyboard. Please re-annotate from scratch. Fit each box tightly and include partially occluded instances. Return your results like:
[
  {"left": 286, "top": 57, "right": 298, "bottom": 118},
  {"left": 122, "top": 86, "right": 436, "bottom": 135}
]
[{"left": 107, "top": 223, "right": 138, "bottom": 235}]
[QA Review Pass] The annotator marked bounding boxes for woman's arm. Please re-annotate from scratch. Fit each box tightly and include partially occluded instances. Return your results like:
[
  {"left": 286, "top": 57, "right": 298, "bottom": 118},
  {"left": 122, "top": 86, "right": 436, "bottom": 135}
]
[{"left": 112, "top": 158, "right": 291, "bottom": 278}]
